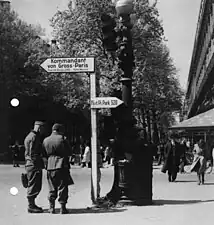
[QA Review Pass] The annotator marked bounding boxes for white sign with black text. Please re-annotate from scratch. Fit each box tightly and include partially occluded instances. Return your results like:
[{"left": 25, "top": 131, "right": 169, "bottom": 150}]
[
  {"left": 40, "top": 57, "right": 95, "bottom": 73},
  {"left": 91, "top": 97, "right": 123, "bottom": 109}
]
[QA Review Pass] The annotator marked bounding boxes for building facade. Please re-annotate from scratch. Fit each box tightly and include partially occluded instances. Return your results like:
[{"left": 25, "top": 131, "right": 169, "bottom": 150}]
[{"left": 185, "top": 0, "right": 214, "bottom": 118}]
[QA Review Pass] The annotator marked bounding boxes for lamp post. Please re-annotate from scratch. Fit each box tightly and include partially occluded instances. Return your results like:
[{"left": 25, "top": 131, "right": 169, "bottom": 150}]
[
  {"left": 99, "top": 0, "right": 153, "bottom": 206},
  {"left": 116, "top": 0, "right": 135, "bottom": 132}
]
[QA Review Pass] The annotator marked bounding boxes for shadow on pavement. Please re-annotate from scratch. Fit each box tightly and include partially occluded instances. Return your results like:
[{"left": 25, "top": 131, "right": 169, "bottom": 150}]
[
  {"left": 153, "top": 199, "right": 214, "bottom": 206},
  {"left": 174, "top": 180, "right": 197, "bottom": 183},
  {"left": 43, "top": 207, "right": 127, "bottom": 214},
  {"left": 202, "top": 183, "right": 214, "bottom": 185}
]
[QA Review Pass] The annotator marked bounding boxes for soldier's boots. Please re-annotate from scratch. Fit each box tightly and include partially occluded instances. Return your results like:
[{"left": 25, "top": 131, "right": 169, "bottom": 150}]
[
  {"left": 60, "top": 203, "right": 68, "bottom": 214},
  {"left": 201, "top": 173, "right": 205, "bottom": 185},
  {"left": 28, "top": 198, "right": 43, "bottom": 213},
  {"left": 49, "top": 201, "right": 55, "bottom": 214},
  {"left": 197, "top": 174, "right": 201, "bottom": 185}
]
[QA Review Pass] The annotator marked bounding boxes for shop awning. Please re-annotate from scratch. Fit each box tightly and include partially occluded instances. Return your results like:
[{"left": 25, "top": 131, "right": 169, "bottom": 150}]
[{"left": 170, "top": 108, "right": 214, "bottom": 130}]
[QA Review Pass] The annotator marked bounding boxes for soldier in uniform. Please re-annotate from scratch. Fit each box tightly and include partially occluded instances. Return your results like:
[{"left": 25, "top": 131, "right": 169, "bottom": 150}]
[
  {"left": 24, "top": 121, "right": 47, "bottom": 213},
  {"left": 43, "top": 123, "right": 72, "bottom": 214}
]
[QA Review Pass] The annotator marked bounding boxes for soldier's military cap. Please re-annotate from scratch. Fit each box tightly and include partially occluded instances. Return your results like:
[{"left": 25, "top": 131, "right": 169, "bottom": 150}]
[{"left": 34, "top": 121, "right": 46, "bottom": 126}]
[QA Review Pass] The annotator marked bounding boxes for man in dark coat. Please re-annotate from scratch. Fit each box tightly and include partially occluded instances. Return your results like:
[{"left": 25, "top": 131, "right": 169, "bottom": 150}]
[
  {"left": 179, "top": 138, "right": 187, "bottom": 173},
  {"left": 162, "top": 134, "right": 181, "bottom": 182},
  {"left": 11, "top": 141, "right": 20, "bottom": 167},
  {"left": 24, "top": 121, "right": 47, "bottom": 213},
  {"left": 43, "top": 123, "right": 72, "bottom": 214}
]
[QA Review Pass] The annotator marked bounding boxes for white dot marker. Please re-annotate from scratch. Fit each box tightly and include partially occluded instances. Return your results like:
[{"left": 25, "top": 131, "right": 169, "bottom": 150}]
[
  {"left": 10, "top": 187, "right": 18, "bottom": 196},
  {"left": 10, "top": 98, "right": 19, "bottom": 107}
]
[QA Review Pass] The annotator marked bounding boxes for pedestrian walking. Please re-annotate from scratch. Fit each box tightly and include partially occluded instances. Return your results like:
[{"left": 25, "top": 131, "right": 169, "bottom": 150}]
[
  {"left": 24, "top": 121, "right": 47, "bottom": 213},
  {"left": 212, "top": 146, "right": 214, "bottom": 167},
  {"left": 43, "top": 123, "right": 73, "bottom": 214},
  {"left": 157, "top": 141, "right": 165, "bottom": 165},
  {"left": 104, "top": 146, "right": 111, "bottom": 165},
  {"left": 81, "top": 140, "right": 91, "bottom": 168},
  {"left": 11, "top": 140, "right": 20, "bottom": 167},
  {"left": 189, "top": 139, "right": 207, "bottom": 185},
  {"left": 161, "top": 133, "right": 181, "bottom": 182},
  {"left": 179, "top": 138, "right": 187, "bottom": 173}
]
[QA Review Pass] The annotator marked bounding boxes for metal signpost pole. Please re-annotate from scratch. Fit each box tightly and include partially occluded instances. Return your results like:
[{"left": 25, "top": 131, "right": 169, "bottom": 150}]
[{"left": 90, "top": 73, "right": 98, "bottom": 202}]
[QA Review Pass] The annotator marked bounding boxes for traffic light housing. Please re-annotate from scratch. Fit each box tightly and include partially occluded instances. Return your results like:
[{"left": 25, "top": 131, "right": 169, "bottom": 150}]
[
  {"left": 118, "top": 33, "right": 135, "bottom": 71},
  {"left": 101, "top": 13, "right": 117, "bottom": 52}
]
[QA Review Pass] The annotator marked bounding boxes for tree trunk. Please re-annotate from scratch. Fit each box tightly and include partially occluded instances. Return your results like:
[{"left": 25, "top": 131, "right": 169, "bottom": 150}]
[
  {"left": 152, "top": 108, "right": 159, "bottom": 144},
  {"left": 146, "top": 110, "right": 152, "bottom": 143},
  {"left": 141, "top": 107, "right": 148, "bottom": 141},
  {"left": 0, "top": 82, "right": 9, "bottom": 156}
]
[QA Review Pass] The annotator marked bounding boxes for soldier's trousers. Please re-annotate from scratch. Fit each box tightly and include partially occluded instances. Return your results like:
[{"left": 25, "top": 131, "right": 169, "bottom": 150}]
[
  {"left": 47, "top": 169, "right": 69, "bottom": 204},
  {"left": 26, "top": 166, "right": 42, "bottom": 199}
]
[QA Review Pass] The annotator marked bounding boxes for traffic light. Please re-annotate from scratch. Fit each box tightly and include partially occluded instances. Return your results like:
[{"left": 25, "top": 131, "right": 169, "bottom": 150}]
[
  {"left": 118, "top": 41, "right": 127, "bottom": 70},
  {"left": 118, "top": 40, "right": 134, "bottom": 70},
  {"left": 101, "top": 13, "right": 117, "bottom": 52}
]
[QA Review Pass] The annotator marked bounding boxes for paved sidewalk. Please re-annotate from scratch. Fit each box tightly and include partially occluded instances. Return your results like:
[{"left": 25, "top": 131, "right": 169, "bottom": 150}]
[{"left": 1, "top": 165, "right": 214, "bottom": 225}]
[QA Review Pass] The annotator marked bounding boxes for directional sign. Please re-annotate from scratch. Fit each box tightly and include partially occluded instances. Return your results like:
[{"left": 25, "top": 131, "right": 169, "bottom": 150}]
[
  {"left": 40, "top": 57, "right": 95, "bottom": 73},
  {"left": 91, "top": 97, "right": 123, "bottom": 109}
]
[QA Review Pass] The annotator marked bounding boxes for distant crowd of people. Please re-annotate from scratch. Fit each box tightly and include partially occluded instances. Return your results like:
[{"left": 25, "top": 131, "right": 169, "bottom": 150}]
[
  {"left": 156, "top": 133, "right": 214, "bottom": 185},
  {"left": 79, "top": 140, "right": 114, "bottom": 169}
]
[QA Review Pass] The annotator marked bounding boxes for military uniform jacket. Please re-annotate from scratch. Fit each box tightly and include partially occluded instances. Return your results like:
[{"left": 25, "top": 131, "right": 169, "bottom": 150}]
[
  {"left": 43, "top": 132, "right": 71, "bottom": 171},
  {"left": 24, "top": 131, "right": 45, "bottom": 169}
]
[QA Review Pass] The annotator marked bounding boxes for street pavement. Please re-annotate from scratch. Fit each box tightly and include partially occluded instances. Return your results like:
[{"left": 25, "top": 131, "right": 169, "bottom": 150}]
[{"left": 1, "top": 164, "right": 214, "bottom": 225}]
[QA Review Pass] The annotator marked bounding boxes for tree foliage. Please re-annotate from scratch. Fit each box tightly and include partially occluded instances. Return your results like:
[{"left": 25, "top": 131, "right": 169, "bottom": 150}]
[
  {"left": 0, "top": 0, "right": 184, "bottom": 131},
  {"left": 0, "top": 6, "right": 46, "bottom": 98},
  {"left": 131, "top": 0, "right": 184, "bottom": 130},
  {"left": 50, "top": 0, "right": 121, "bottom": 97}
]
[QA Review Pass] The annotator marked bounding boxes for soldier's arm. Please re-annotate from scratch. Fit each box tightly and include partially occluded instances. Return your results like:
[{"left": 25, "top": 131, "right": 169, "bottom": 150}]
[
  {"left": 41, "top": 142, "right": 48, "bottom": 158},
  {"left": 41, "top": 141, "right": 48, "bottom": 169},
  {"left": 24, "top": 137, "right": 31, "bottom": 159},
  {"left": 25, "top": 135, "right": 38, "bottom": 160},
  {"left": 29, "top": 137, "right": 36, "bottom": 159}
]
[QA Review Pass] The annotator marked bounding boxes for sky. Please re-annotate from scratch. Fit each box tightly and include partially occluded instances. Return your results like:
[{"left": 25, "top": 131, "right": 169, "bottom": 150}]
[{"left": 10, "top": 0, "right": 202, "bottom": 89}]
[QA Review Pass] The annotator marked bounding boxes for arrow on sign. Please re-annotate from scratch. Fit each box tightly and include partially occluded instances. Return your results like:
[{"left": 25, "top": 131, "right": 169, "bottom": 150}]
[
  {"left": 40, "top": 57, "right": 95, "bottom": 73},
  {"left": 91, "top": 97, "right": 123, "bottom": 109}
]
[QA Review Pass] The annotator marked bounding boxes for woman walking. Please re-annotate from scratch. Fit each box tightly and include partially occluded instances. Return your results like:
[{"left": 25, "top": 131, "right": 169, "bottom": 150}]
[
  {"left": 81, "top": 140, "right": 91, "bottom": 168},
  {"left": 189, "top": 139, "right": 207, "bottom": 185}
]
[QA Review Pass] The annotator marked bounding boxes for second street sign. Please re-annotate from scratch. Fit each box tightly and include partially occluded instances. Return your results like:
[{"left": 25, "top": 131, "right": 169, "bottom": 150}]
[
  {"left": 91, "top": 97, "right": 123, "bottom": 109},
  {"left": 40, "top": 57, "right": 95, "bottom": 73}
]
